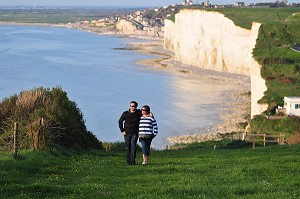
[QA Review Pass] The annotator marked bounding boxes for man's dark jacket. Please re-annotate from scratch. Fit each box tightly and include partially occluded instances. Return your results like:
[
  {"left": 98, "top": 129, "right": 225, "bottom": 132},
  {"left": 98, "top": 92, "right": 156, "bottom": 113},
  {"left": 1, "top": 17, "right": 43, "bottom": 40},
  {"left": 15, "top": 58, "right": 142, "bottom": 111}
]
[{"left": 118, "top": 109, "right": 142, "bottom": 134}]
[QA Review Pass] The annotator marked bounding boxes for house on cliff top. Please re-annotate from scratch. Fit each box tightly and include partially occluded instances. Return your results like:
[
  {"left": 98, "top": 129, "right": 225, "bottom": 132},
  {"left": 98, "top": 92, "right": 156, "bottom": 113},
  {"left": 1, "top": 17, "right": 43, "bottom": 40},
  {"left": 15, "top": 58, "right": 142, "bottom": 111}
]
[
  {"left": 182, "top": 0, "right": 193, "bottom": 6},
  {"left": 279, "top": 97, "right": 300, "bottom": 116}
]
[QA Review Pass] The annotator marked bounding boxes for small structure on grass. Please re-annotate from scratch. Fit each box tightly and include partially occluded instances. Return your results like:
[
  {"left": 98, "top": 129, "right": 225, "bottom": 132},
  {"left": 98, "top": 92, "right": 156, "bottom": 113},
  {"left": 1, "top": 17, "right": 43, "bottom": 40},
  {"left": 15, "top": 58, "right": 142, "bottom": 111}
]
[{"left": 281, "top": 96, "right": 300, "bottom": 116}]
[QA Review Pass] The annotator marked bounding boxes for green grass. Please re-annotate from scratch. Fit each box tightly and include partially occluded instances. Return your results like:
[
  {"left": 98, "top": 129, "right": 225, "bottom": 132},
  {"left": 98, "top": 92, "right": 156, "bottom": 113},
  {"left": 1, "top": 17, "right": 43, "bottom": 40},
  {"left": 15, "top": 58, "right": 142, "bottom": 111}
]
[
  {"left": 173, "top": 7, "right": 300, "bottom": 30},
  {"left": 216, "top": 8, "right": 300, "bottom": 30},
  {"left": 1, "top": 144, "right": 300, "bottom": 198},
  {"left": 166, "top": 13, "right": 176, "bottom": 23},
  {"left": 0, "top": 8, "right": 140, "bottom": 24}
]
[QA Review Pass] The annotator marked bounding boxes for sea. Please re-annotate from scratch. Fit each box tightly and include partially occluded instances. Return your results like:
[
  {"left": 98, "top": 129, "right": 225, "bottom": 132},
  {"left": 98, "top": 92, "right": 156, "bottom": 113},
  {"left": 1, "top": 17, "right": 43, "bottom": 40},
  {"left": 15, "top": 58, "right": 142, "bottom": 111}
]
[{"left": 0, "top": 25, "right": 238, "bottom": 149}]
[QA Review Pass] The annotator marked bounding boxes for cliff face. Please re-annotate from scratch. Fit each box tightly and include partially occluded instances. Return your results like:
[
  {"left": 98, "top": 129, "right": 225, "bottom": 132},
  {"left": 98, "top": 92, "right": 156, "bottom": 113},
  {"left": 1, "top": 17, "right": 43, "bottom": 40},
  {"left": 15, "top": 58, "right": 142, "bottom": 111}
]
[
  {"left": 116, "top": 19, "right": 164, "bottom": 37},
  {"left": 116, "top": 19, "right": 137, "bottom": 35},
  {"left": 164, "top": 9, "right": 268, "bottom": 117}
]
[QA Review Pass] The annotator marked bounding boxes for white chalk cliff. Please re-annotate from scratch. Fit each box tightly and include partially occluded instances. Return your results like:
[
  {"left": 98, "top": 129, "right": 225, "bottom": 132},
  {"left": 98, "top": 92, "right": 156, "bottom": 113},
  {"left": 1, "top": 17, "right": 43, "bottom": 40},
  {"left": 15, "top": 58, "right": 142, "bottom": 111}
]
[
  {"left": 116, "top": 19, "right": 163, "bottom": 37},
  {"left": 164, "top": 9, "right": 268, "bottom": 117},
  {"left": 116, "top": 19, "right": 137, "bottom": 35}
]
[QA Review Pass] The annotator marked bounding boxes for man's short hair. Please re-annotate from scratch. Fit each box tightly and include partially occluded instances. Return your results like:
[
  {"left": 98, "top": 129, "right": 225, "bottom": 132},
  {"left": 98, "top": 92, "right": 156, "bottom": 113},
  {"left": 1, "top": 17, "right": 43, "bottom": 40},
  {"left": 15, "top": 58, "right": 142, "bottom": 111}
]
[{"left": 130, "top": 101, "right": 138, "bottom": 107}]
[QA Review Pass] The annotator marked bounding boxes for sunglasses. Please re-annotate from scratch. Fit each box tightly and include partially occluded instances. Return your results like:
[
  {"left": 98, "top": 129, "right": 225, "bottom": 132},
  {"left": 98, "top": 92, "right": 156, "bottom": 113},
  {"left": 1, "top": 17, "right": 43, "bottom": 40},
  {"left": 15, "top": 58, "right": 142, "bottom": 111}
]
[{"left": 130, "top": 105, "right": 136, "bottom": 107}]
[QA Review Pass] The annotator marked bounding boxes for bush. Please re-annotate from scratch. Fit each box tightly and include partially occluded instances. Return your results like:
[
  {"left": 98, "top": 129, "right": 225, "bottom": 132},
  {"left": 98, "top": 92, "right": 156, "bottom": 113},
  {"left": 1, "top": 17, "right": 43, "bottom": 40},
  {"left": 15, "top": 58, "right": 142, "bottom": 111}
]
[
  {"left": 287, "top": 132, "right": 300, "bottom": 144},
  {"left": 249, "top": 115, "right": 300, "bottom": 136},
  {"left": 0, "top": 87, "right": 102, "bottom": 151}
]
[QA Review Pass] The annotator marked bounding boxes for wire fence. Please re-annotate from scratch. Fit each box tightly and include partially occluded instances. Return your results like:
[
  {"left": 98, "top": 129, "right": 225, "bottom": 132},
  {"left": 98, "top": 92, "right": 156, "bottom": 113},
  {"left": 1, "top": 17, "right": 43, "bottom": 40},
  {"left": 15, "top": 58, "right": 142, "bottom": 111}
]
[{"left": 0, "top": 117, "right": 63, "bottom": 156}]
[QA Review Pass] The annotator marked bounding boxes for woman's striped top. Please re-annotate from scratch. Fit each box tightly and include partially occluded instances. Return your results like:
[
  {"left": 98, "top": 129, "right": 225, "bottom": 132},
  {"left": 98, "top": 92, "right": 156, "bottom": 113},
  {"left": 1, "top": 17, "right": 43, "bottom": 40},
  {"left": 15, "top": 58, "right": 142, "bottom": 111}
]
[{"left": 138, "top": 116, "right": 158, "bottom": 137}]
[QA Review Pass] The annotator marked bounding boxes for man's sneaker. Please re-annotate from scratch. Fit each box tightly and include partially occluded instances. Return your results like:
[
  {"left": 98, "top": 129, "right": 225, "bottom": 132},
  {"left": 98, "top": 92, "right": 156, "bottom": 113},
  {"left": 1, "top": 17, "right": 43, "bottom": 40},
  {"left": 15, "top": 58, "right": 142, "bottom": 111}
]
[{"left": 142, "top": 162, "right": 147, "bottom": 165}]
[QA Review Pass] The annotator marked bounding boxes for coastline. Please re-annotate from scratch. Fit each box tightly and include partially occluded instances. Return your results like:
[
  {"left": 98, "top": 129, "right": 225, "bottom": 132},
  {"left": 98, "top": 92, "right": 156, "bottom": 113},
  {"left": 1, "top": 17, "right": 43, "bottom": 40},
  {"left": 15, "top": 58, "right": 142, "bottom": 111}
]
[
  {"left": 1, "top": 22, "right": 251, "bottom": 145},
  {"left": 124, "top": 40, "right": 251, "bottom": 144}
]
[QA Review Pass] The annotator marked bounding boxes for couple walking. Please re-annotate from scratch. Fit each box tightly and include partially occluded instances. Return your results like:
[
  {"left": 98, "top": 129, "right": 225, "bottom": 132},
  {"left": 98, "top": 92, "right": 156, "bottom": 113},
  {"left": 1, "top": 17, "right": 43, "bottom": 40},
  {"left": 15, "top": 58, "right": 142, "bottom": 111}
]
[{"left": 118, "top": 101, "right": 158, "bottom": 165}]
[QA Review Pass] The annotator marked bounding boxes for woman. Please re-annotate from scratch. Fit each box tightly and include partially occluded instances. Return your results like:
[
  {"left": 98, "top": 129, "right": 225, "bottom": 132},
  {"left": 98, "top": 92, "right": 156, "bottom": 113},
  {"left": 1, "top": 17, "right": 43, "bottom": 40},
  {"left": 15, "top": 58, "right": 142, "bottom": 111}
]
[{"left": 138, "top": 105, "right": 158, "bottom": 165}]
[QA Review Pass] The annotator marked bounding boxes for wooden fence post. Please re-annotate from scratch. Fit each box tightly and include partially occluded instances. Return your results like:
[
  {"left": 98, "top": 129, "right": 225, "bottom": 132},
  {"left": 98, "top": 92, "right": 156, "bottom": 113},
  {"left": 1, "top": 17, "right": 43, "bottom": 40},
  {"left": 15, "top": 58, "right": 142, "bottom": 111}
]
[
  {"left": 105, "top": 144, "right": 112, "bottom": 152},
  {"left": 263, "top": 134, "right": 266, "bottom": 147},
  {"left": 13, "top": 122, "right": 18, "bottom": 157},
  {"left": 252, "top": 141, "right": 256, "bottom": 149},
  {"left": 36, "top": 117, "right": 44, "bottom": 150},
  {"left": 242, "top": 133, "right": 246, "bottom": 141},
  {"left": 279, "top": 133, "right": 284, "bottom": 144},
  {"left": 29, "top": 124, "right": 35, "bottom": 150}
]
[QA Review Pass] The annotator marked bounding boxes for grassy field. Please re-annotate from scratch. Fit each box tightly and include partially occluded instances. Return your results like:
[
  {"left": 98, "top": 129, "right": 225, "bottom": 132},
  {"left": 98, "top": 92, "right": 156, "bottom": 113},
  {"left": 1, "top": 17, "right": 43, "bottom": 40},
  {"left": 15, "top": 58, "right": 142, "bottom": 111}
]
[
  {"left": 216, "top": 8, "right": 300, "bottom": 30},
  {"left": 1, "top": 143, "right": 300, "bottom": 198},
  {"left": 0, "top": 7, "right": 140, "bottom": 24}
]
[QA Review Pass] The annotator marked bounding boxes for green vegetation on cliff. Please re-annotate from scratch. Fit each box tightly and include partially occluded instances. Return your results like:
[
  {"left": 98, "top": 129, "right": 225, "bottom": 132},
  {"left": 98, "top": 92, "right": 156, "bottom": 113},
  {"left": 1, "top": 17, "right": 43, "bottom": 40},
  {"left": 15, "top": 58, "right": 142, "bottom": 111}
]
[
  {"left": 222, "top": 8, "right": 300, "bottom": 136},
  {"left": 1, "top": 144, "right": 299, "bottom": 198},
  {"left": 222, "top": 8, "right": 300, "bottom": 135},
  {"left": 203, "top": 8, "right": 300, "bottom": 111},
  {"left": 253, "top": 23, "right": 300, "bottom": 110},
  {"left": 0, "top": 87, "right": 101, "bottom": 150}
]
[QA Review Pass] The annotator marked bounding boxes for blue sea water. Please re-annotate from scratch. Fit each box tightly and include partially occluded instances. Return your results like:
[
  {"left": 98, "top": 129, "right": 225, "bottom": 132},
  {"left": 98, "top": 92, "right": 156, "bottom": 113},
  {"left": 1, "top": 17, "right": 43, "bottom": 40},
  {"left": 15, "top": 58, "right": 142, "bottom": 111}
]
[{"left": 0, "top": 25, "right": 237, "bottom": 149}]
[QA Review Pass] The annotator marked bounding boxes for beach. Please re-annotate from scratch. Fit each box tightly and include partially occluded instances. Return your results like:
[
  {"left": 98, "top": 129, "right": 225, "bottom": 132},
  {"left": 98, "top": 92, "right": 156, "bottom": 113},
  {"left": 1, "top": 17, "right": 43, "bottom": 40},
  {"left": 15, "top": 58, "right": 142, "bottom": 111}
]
[{"left": 124, "top": 39, "right": 251, "bottom": 144}]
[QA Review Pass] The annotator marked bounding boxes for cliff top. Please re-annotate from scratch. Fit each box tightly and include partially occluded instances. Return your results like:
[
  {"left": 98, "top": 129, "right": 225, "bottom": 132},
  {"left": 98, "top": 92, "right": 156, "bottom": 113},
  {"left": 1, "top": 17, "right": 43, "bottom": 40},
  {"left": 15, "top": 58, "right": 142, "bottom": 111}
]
[{"left": 167, "top": 7, "right": 299, "bottom": 30}]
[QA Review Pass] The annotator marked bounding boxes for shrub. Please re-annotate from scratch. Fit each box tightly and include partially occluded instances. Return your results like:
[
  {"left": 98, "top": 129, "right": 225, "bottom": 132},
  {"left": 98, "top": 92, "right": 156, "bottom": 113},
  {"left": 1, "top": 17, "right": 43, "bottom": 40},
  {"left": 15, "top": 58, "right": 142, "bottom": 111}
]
[
  {"left": 249, "top": 115, "right": 300, "bottom": 136},
  {"left": 287, "top": 132, "right": 300, "bottom": 144},
  {"left": 0, "top": 87, "right": 102, "bottom": 151}
]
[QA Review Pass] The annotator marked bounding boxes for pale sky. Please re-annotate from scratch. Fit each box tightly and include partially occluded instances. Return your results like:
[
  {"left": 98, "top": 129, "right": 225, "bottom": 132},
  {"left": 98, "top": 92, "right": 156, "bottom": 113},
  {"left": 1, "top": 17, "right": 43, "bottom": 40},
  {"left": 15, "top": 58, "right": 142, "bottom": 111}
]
[{"left": 0, "top": 1, "right": 298, "bottom": 7}]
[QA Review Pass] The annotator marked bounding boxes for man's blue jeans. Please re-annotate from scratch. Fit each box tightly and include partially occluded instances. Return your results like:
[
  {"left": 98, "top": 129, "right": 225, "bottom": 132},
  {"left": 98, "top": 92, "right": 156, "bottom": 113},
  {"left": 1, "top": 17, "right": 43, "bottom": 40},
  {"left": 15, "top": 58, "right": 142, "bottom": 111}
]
[{"left": 124, "top": 133, "right": 138, "bottom": 164}]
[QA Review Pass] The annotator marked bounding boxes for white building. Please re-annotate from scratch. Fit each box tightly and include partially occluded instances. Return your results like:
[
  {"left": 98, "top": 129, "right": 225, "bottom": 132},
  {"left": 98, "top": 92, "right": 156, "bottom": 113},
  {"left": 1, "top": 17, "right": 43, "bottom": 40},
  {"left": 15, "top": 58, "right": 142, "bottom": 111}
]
[
  {"left": 182, "top": 0, "right": 193, "bottom": 6},
  {"left": 234, "top": 2, "right": 245, "bottom": 7},
  {"left": 284, "top": 96, "right": 300, "bottom": 116}
]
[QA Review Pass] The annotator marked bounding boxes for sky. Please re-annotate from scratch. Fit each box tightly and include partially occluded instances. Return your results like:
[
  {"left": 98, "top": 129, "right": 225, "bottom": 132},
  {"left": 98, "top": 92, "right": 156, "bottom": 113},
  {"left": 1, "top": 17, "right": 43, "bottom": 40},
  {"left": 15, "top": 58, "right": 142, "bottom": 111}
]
[{"left": 0, "top": 1, "right": 298, "bottom": 7}]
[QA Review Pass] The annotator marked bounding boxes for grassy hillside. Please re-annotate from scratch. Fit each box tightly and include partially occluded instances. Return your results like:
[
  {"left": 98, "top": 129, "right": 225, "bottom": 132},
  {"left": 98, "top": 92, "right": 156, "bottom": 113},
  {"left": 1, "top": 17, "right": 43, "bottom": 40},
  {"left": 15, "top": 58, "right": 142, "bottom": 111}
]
[
  {"left": 0, "top": 8, "right": 140, "bottom": 24},
  {"left": 1, "top": 143, "right": 300, "bottom": 198},
  {"left": 217, "top": 8, "right": 299, "bottom": 30}
]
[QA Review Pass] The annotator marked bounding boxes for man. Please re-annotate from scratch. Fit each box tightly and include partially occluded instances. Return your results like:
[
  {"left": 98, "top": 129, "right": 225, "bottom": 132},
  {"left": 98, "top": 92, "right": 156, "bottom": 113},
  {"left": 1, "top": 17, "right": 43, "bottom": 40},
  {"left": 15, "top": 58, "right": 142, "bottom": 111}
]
[{"left": 118, "top": 101, "right": 142, "bottom": 165}]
